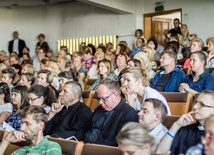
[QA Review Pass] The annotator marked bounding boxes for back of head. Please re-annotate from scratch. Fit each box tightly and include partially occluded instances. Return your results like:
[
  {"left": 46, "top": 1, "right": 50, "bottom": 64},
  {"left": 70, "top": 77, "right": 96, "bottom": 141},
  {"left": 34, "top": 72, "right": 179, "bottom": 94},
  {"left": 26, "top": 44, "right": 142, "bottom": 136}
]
[
  {"left": 116, "top": 122, "right": 156, "bottom": 151},
  {"left": 145, "top": 98, "right": 167, "bottom": 122},
  {"left": 0, "top": 82, "right": 10, "bottom": 103},
  {"left": 20, "top": 105, "right": 48, "bottom": 126},
  {"left": 134, "top": 52, "right": 151, "bottom": 70}
]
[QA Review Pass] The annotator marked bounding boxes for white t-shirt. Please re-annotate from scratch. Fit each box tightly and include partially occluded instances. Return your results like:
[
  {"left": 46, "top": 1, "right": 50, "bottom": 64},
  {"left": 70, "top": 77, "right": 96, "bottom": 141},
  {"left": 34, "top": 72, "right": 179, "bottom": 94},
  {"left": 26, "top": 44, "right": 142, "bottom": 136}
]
[{"left": 0, "top": 103, "right": 13, "bottom": 114}]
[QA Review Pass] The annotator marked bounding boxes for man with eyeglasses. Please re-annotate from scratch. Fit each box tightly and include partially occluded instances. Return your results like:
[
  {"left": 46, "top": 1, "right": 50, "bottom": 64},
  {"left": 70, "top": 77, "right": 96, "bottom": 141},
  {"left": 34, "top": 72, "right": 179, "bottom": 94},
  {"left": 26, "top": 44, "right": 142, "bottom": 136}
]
[
  {"left": 156, "top": 90, "right": 214, "bottom": 155},
  {"left": 82, "top": 79, "right": 138, "bottom": 146},
  {"left": 44, "top": 81, "right": 92, "bottom": 140}
]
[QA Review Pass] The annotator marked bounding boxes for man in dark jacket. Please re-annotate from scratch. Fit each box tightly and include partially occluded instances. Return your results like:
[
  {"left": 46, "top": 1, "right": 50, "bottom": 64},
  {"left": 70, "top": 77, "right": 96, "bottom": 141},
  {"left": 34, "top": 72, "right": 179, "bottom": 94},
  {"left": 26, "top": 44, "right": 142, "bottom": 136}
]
[
  {"left": 8, "top": 31, "right": 26, "bottom": 57},
  {"left": 83, "top": 79, "right": 138, "bottom": 146},
  {"left": 44, "top": 81, "right": 92, "bottom": 140}
]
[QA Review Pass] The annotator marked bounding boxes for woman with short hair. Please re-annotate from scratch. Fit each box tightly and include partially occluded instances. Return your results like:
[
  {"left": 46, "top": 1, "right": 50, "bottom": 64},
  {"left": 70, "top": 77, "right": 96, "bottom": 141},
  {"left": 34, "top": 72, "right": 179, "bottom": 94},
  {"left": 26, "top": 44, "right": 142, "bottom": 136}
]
[{"left": 179, "top": 51, "right": 214, "bottom": 94}]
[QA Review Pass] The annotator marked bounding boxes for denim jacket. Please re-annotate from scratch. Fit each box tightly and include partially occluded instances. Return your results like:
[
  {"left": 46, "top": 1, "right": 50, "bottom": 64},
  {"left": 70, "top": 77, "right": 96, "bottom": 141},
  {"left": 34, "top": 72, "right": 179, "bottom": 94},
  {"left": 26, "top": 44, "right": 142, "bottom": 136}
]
[{"left": 150, "top": 67, "right": 186, "bottom": 92}]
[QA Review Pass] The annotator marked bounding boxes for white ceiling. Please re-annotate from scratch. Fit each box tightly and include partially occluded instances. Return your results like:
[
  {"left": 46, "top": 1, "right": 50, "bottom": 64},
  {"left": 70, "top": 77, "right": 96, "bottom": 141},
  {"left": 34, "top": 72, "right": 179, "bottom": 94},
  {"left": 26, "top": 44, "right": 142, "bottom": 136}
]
[{"left": 0, "top": 0, "right": 77, "bottom": 8}]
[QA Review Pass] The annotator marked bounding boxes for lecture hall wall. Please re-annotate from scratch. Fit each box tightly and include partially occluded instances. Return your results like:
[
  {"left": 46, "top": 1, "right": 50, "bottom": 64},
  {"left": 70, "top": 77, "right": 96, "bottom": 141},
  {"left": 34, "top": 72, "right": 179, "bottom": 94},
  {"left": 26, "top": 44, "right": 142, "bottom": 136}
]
[{"left": 0, "top": 0, "right": 213, "bottom": 55}]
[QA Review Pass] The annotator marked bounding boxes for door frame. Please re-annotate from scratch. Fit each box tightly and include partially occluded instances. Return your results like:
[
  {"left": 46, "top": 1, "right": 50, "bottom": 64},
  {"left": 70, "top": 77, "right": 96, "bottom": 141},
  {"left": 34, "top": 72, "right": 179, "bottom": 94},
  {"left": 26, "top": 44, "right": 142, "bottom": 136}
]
[{"left": 144, "top": 8, "right": 182, "bottom": 41}]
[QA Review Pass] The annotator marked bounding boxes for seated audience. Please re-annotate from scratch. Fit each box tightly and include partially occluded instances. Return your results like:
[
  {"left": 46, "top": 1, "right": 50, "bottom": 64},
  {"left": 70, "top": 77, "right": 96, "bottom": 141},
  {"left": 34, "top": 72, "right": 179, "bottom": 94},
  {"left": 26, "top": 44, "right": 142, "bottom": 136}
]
[
  {"left": 132, "top": 29, "right": 147, "bottom": 50},
  {"left": 105, "top": 48, "right": 116, "bottom": 69},
  {"left": 3, "top": 56, "right": 10, "bottom": 67},
  {"left": 11, "top": 64, "right": 22, "bottom": 85},
  {"left": 58, "top": 46, "right": 72, "bottom": 61},
  {"left": 156, "top": 90, "right": 214, "bottom": 154},
  {"left": 123, "top": 67, "right": 171, "bottom": 115},
  {"left": 58, "top": 70, "right": 84, "bottom": 90},
  {"left": 87, "top": 50, "right": 104, "bottom": 79},
  {"left": 206, "top": 37, "right": 214, "bottom": 68},
  {"left": 37, "top": 69, "right": 58, "bottom": 104},
  {"left": 179, "top": 51, "right": 214, "bottom": 94},
  {"left": 33, "top": 48, "right": 47, "bottom": 72},
  {"left": 133, "top": 51, "right": 155, "bottom": 79},
  {"left": 183, "top": 37, "right": 204, "bottom": 69},
  {"left": 72, "top": 55, "right": 87, "bottom": 80},
  {"left": 151, "top": 50, "right": 185, "bottom": 92},
  {"left": 201, "top": 115, "right": 214, "bottom": 155},
  {"left": 138, "top": 98, "right": 168, "bottom": 142},
  {"left": 126, "top": 58, "right": 142, "bottom": 68},
  {"left": 116, "top": 122, "right": 156, "bottom": 155},
  {"left": 0, "top": 63, "right": 7, "bottom": 81},
  {"left": 44, "top": 81, "right": 92, "bottom": 140},
  {"left": 27, "top": 85, "right": 51, "bottom": 113},
  {"left": 20, "top": 73, "right": 35, "bottom": 89},
  {"left": 114, "top": 52, "right": 127, "bottom": 76},
  {"left": 89, "top": 59, "right": 118, "bottom": 91},
  {"left": 82, "top": 46, "right": 95, "bottom": 71},
  {"left": 21, "top": 63, "right": 35, "bottom": 75},
  {"left": 143, "top": 46, "right": 157, "bottom": 69},
  {"left": 45, "top": 60, "right": 60, "bottom": 90},
  {"left": 6, "top": 85, "right": 29, "bottom": 130},
  {"left": 2, "top": 67, "right": 16, "bottom": 97},
  {"left": 83, "top": 79, "right": 138, "bottom": 146},
  {"left": 130, "top": 38, "right": 144, "bottom": 56},
  {"left": 9, "top": 54, "right": 19, "bottom": 66},
  {"left": 57, "top": 56, "right": 70, "bottom": 72},
  {"left": 147, "top": 36, "right": 161, "bottom": 61},
  {"left": 0, "top": 105, "right": 62, "bottom": 154},
  {"left": 0, "top": 83, "right": 12, "bottom": 126}
]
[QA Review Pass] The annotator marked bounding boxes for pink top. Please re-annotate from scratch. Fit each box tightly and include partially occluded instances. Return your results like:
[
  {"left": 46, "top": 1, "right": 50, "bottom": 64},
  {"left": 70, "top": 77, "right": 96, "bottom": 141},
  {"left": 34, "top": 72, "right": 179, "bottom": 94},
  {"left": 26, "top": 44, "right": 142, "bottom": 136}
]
[{"left": 183, "top": 58, "right": 191, "bottom": 68}]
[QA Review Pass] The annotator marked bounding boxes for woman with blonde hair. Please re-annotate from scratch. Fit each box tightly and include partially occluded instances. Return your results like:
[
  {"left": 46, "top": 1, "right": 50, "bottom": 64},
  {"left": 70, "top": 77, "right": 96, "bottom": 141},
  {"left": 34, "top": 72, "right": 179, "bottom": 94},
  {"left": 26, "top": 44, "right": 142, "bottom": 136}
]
[
  {"left": 21, "top": 63, "right": 35, "bottom": 74},
  {"left": 57, "top": 56, "right": 70, "bottom": 72},
  {"left": 134, "top": 52, "right": 155, "bottom": 78},
  {"left": 179, "top": 24, "right": 190, "bottom": 48},
  {"left": 143, "top": 46, "right": 157, "bottom": 69},
  {"left": 89, "top": 58, "right": 118, "bottom": 91},
  {"left": 116, "top": 122, "right": 156, "bottom": 155},
  {"left": 45, "top": 60, "right": 60, "bottom": 90},
  {"left": 123, "top": 67, "right": 171, "bottom": 115}
]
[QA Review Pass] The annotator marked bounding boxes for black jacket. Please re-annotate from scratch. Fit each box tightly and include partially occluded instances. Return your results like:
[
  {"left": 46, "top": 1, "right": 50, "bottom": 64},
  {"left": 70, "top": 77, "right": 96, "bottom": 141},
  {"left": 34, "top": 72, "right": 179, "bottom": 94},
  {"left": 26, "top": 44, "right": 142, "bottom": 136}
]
[{"left": 44, "top": 101, "right": 92, "bottom": 140}]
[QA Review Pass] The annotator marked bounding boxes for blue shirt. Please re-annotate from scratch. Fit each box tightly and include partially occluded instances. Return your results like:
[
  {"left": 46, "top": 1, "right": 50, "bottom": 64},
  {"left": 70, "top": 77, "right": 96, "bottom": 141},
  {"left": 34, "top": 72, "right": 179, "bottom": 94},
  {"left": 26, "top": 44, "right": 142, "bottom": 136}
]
[
  {"left": 6, "top": 109, "right": 21, "bottom": 130},
  {"left": 130, "top": 47, "right": 143, "bottom": 56},
  {"left": 151, "top": 67, "right": 186, "bottom": 92},
  {"left": 184, "top": 70, "right": 214, "bottom": 92}
]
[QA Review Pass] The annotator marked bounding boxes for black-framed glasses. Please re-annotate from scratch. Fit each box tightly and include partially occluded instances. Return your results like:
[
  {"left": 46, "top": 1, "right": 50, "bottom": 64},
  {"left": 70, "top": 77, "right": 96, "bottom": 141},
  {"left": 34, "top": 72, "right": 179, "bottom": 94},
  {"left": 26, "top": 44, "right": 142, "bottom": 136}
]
[
  {"left": 194, "top": 101, "right": 214, "bottom": 108},
  {"left": 27, "top": 96, "right": 40, "bottom": 102},
  {"left": 97, "top": 92, "right": 115, "bottom": 103}
]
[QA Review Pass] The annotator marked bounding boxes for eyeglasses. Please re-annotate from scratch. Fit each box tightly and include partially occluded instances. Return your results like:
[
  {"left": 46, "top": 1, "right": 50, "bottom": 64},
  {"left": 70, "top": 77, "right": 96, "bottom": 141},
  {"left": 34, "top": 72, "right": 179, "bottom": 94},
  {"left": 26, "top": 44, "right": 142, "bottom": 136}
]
[
  {"left": 27, "top": 96, "right": 40, "bottom": 102},
  {"left": 194, "top": 101, "right": 214, "bottom": 108},
  {"left": 202, "top": 135, "right": 214, "bottom": 144},
  {"left": 97, "top": 92, "right": 115, "bottom": 103}
]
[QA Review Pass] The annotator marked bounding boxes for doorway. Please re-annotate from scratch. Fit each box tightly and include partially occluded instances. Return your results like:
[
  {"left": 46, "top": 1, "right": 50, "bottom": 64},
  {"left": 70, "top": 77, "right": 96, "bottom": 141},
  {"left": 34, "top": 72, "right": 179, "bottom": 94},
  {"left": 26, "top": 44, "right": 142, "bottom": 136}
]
[{"left": 144, "top": 8, "right": 182, "bottom": 47}]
